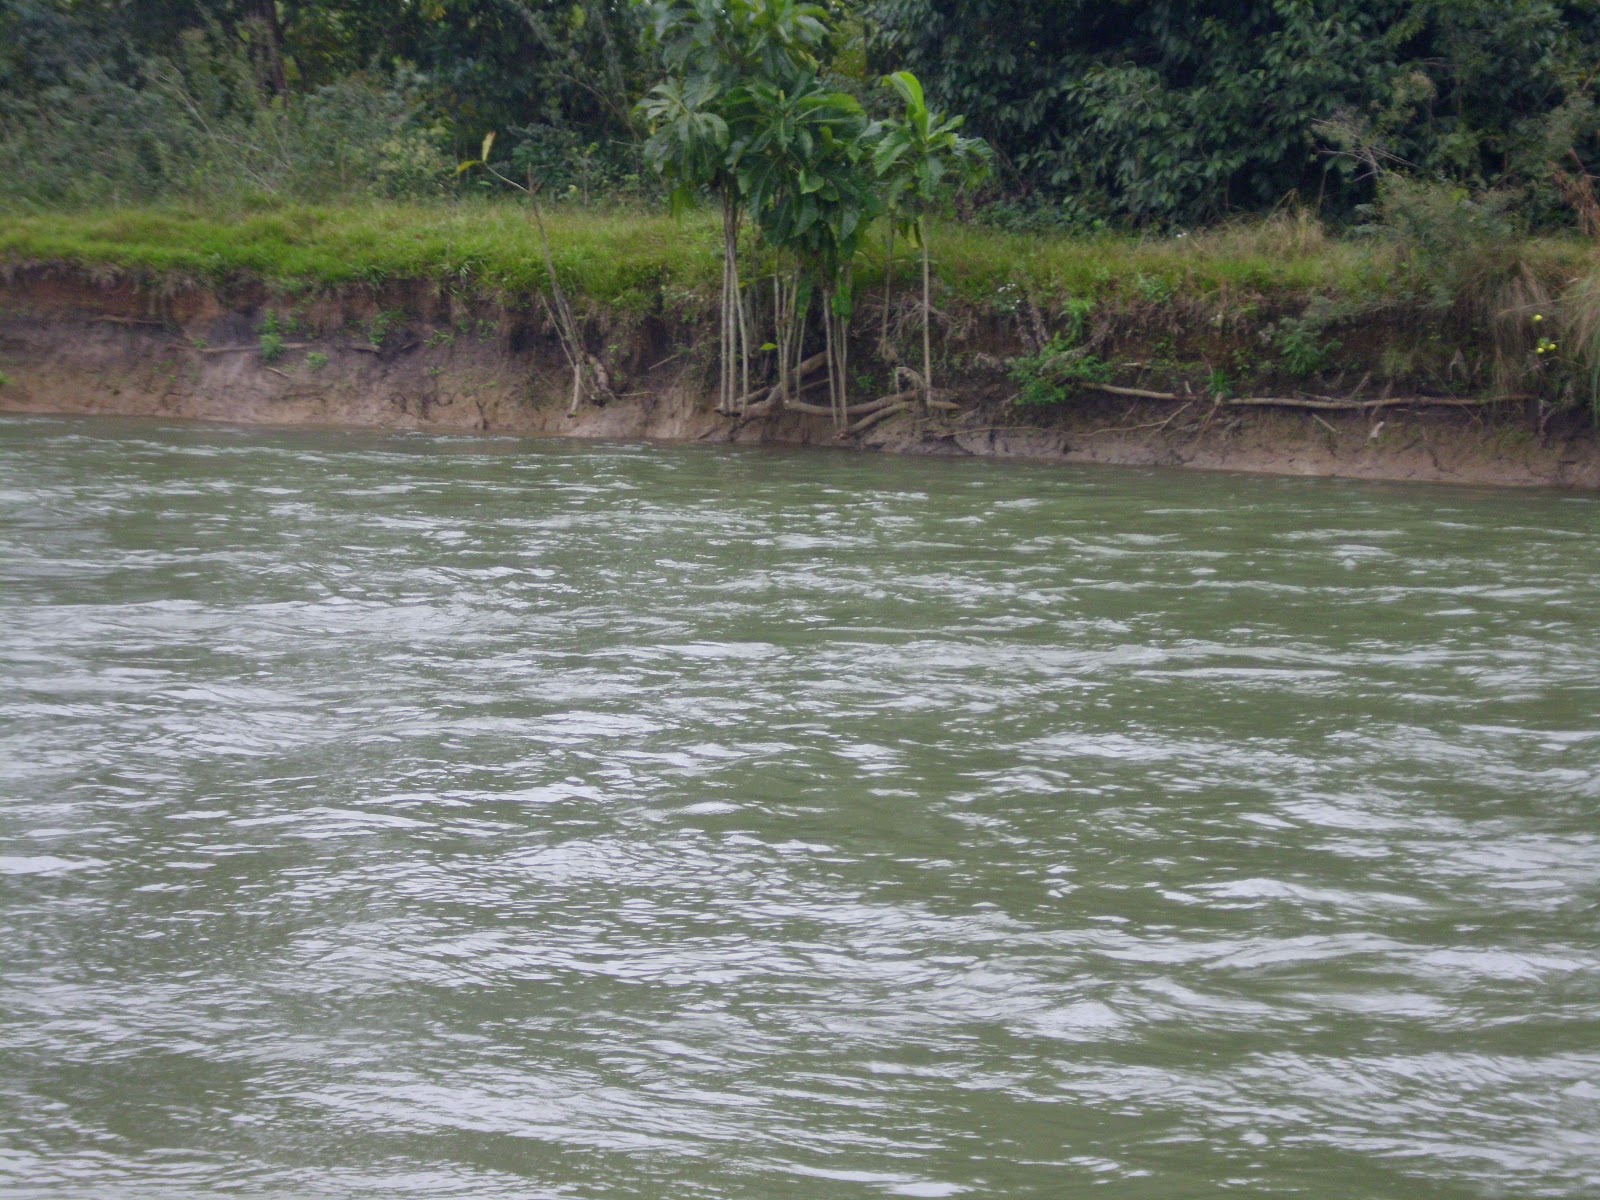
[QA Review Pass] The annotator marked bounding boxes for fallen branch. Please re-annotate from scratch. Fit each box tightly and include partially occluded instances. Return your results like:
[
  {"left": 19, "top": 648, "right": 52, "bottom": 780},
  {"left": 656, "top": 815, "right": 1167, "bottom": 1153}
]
[
  {"left": 95, "top": 315, "right": 170, "bottom": 328},
  {"left": 1090, "top": 382, "right": 1183, "bottom": 401},
  {"left": 1219, "top": 394, "right": 1512, "bottom": 411},
  {"left": 171, "top": 342, "right": 315, "bottom": 354},
  {"left": 1083, "top": 383, "right": 1518, "bottom": 411}
]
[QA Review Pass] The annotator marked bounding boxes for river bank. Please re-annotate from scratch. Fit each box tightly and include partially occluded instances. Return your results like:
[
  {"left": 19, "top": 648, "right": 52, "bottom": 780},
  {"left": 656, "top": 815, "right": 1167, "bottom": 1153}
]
[{"left": 4, "top": 205, "right": 1599, "bottom": 487}]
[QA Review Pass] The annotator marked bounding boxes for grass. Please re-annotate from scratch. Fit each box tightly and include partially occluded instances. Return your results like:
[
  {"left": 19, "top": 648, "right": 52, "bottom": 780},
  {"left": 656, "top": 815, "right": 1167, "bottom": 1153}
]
[
  {"left": 0, "top": 197, "right": 1523, "bottom": 311},
  {"left": 0, "top": 201, "right": 726, "bottom": 312}
]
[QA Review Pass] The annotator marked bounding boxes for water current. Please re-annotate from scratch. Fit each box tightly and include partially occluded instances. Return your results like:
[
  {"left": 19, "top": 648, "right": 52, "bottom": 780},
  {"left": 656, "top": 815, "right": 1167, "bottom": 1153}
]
[{"left": 2, "top": 414, "right": 1599, "bottom": 1199}]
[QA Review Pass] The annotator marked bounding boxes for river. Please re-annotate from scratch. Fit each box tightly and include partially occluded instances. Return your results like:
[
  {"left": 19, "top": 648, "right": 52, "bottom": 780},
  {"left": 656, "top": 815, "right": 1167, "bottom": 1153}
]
[{"left": 2, "top": 415, "right": 1598, "bottom": 1199}]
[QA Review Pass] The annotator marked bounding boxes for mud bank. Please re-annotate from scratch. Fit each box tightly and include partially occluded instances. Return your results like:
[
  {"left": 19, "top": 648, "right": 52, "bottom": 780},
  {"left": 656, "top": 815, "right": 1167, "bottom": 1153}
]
[{"left": 3, "top": 270, "right": 1598, "bottom": 488}]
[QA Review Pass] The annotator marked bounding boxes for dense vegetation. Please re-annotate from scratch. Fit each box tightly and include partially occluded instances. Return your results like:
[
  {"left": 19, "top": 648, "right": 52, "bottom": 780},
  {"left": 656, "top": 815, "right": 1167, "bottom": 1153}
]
[
  {"left": 870, "top": 0, "right": 1600, "bottom": 229},
  {"left": 2, "top": 1, "right": 1600, "bottom": 422},
  {"left": 4, "top": 1, "right": 1598, "bottom": 228}
]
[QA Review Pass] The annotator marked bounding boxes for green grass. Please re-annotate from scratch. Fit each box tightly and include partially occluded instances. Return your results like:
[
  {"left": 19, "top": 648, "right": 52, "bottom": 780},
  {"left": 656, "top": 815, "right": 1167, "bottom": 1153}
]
[
  {"left": 0, "top": 201, "right": 726, "bottom": 311},
  {"left": 2, "top": 198, "right": 1591, "bottom": 321}
]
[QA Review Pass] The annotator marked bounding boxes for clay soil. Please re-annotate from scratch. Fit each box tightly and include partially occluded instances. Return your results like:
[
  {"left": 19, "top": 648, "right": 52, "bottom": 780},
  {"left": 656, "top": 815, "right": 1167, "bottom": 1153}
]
[{"left": 4, "top": 271, "right": 1598, "bottom": 489}]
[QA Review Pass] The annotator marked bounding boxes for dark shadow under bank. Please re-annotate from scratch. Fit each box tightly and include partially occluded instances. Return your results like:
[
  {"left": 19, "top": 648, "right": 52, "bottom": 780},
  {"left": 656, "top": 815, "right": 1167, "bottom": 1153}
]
[{"left": 3, "top": 269, "right": 1598, "bottom": 490}]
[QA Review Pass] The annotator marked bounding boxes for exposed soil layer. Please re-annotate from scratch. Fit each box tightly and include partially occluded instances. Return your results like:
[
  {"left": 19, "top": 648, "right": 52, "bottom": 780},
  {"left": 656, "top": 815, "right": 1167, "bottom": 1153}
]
[{"left": 4, "top": 270, "right": 1598, "bottom": 488}]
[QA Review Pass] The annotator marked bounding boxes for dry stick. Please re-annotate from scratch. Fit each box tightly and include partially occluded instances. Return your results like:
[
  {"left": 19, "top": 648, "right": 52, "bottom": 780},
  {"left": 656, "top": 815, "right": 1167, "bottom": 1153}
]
[
  {"left": 1089, "top": 383, "right": 1182, "bottom": 401},
  {"left": 1084, "top": 401, "right": 1196, "bottom": 438},
  {"left": 487, "top": 166, "right": 588, "bottom": 417},
  {"left": 525, "top": 291, "right": 580, "bottom": 413}
]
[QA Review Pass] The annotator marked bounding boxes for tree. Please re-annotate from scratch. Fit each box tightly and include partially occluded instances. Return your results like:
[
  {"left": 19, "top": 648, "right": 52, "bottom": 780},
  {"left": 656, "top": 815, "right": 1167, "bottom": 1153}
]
[
  {"left": 864, "top": 0, "right": 1600, "bottom": 226},
  {"left": 637, "top": 0, "right": 834, "bottom": 415},
  {"left": 734, "top": 73, "right": 878, "bottom": 424},
  {"left": 874, "top": 70, "right": 989, "bottom": 406}
]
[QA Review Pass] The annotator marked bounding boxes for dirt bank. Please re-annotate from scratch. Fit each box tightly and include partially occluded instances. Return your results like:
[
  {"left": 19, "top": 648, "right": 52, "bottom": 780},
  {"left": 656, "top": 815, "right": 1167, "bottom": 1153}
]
[{"left": 3, "top": 268, "right": 1598, "bottom": 488}]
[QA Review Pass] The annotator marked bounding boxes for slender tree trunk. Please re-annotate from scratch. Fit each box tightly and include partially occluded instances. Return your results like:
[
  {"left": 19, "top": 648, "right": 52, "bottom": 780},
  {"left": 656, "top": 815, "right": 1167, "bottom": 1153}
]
[
  {"left": 721, "top": 196, "right": 739, "bottom": 413},
  {"left": 774, "top": 270, "right": 791, "bottom": 411},
  {"left": 837, "top": 266, "right": 853, "bottom": 429},
  {"left": 822, "top": 286, "right": 838, "bottom": 428},
  {"left": 881, "top": 228, "right": 893, "bottom": 352},
  {"left": 736, "top": 275, "right": 752, "bottom": 414},
  {"left": 920, "top": 219, "right": 932, "bottom": 410}
]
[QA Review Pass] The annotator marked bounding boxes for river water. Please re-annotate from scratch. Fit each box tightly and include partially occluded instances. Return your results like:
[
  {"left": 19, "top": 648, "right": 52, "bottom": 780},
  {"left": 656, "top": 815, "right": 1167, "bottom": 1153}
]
[{"left": 2, "top": 415, "right": 1598, "bottom": 1199}]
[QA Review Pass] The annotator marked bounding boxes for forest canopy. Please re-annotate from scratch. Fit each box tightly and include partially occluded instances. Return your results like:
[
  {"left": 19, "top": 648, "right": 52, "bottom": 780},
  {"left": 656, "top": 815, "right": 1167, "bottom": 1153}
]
[{"left": 2, "top": 0, "right": 1598, "bottom": 227}]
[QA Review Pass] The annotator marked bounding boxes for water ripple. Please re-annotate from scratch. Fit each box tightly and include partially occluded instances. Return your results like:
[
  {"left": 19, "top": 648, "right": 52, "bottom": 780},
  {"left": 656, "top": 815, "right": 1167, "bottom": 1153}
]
[{"left": 2, "top": 416, "right": 1599, "bottom": 1199}]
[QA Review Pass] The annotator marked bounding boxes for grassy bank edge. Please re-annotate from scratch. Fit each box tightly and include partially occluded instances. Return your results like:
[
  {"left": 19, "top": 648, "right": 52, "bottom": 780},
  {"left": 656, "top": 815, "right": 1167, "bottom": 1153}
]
[{"left": 4, "top": 201, "right": 1599, "bottom": 414}]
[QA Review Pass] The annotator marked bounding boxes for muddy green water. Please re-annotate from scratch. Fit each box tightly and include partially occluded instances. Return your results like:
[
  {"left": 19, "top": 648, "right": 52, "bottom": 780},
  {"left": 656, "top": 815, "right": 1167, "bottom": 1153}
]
[{"left": 2, "top": 415, "right": 1599, "bottom": 1199}]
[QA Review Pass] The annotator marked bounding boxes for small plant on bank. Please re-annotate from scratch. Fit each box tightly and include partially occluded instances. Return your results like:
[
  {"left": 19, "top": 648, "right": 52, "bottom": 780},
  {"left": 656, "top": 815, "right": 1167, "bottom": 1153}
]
[
  {"left": 1010, "top": 335, "right": 1113, "bottom": 406},
  {"left": 258, "top": 311, "right": 285, "bottom": 364},
  {"left": 366, "top": 310, "right": 401, "bottom": 347},
  {"left": 306, "top": 351, "right": 329, "bottom": 371},
  {"left": 1273, "top": 314, "right": 1341, "bottom": 377}
]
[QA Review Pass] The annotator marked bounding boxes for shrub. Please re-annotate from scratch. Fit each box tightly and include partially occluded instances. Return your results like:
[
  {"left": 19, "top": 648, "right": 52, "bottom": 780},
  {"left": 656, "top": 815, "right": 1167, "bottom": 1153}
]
[{"left": 1011, "top": 335, "right": 1113, "bottom": 407}]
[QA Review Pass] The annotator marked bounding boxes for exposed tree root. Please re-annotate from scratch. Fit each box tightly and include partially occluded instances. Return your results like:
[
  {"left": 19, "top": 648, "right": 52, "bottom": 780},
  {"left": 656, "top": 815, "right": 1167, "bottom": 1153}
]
[{"left": 840, "top": 400, "right": 913, "bottom": 437}]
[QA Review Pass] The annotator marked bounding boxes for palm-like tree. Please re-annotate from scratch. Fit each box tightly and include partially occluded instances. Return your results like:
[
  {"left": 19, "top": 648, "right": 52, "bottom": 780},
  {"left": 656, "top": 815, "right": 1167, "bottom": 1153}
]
[{"left": 875, "top": 70, "right": 991, "bottom": 407}]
